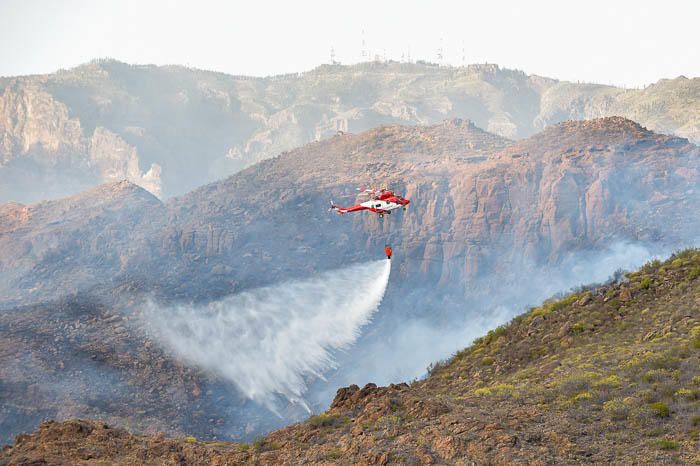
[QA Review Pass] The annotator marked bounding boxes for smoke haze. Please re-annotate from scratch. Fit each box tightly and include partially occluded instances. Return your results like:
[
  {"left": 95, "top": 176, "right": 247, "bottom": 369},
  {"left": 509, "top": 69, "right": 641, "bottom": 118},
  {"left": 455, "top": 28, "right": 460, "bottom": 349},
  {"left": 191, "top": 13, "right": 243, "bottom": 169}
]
[
  {"left": 308, "top": 240, "right": 681, "bottom": 406},
  {"left": 143, "top": 259, "right": 391, "bottom": 410},
  {"left": 143, "top": 241, "right": 676, "bottom": 418}
]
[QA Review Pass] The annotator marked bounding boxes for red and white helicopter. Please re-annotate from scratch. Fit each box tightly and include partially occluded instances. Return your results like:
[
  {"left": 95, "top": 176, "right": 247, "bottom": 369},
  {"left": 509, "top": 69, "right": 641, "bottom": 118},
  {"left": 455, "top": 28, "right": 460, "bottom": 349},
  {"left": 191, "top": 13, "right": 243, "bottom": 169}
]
[{"left": 330, "top": 188, "right": 410, "bottom": 218}]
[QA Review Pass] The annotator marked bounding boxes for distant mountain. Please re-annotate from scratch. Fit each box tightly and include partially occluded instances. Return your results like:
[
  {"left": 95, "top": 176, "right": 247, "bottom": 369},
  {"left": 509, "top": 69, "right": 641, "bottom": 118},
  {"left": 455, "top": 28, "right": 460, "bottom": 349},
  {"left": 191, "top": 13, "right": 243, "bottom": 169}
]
[
  {"left": 0, "top": 118, "right": 698, "bottom": 444},
  {"left": 4, "top": 248, "right": 699, "bottom": 464},
  {"left": 1, "top": 59, "right": 698, "bottom": 202}
]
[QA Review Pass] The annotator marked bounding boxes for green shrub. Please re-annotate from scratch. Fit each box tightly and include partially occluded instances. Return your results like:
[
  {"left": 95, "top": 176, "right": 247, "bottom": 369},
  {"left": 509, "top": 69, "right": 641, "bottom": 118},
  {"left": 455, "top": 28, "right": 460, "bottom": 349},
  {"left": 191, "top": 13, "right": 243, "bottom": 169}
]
[
  {"left": 654, "top": 439, "right": 679, "bottom": 450},
  {"left": 692, "top": 326, "right": 700, "bottom": 349},
  {"left": 594, "top": 374, "right": 623, "bottom": 390},
  {"left": 473, "top": 383, "right": 516, "bottom": 397},
  {"left": 324, "top": 448, "right": 343, "bottom": 460},
  {"left": 427, "top": 359, "right": 448, "bottom": 376},
  {"left": 649, "top": 354, "right": 681, "bottom": 370},
  {"left": 639, "top": 389, "right": 658, "bottom": 403},
  {"left": 377, "top": 415, "right": 402, "bottom": 426},
  {"left": 389, "top": 400, "right": 401, "bottom": 412},
  {"left": 530, "top": 294, "right": 580, "bottom": 319},
  {"left": 570, "top": 391, "right": 593, "bottom": 404},
  {"left": 308, "top": 413, "right": 346, "bottom": 428},
  {"left": 557, "top": 371, "right": 601, "bottom": 394},
  {"left": 253, "top": 437, "right": 265, "bottom": 451},
  {"left": 571, "top": 322, "right": 587, "bottom": 334},
  {"left": 688, "top": 266, "right": 700, "bottom": 280},
  {"left": 649, "top": 401, "right": 670, "bottom": 418},
  {"left": 640, "top": 277, "right": 652, "bottom": 289},
  {"left": 636, "top": 347, "right": 690, "bottom": 371},
  {"left": 607, "top": 298, "right": 621, "bottom": 309},
  {"left": 641, "top": 369, "right": 671, "bottom": 383},
  {"left": 642, "top": 259, "right": 661, "bottom": 273},
  {"left": 674, "top": 388, "right": 696, "bottom": 399},
  {"left": 481, "top": 356, "right": 496, "bottom": 366},
  {"left": 603, "top": 398, "right": 629, "bottom": 421},
  {"left": 484, "top": 326, "right": 507, "bottom": 344},
  {"left": 674, "top": 248, "right": 697, "bottom": 259},
  {"left": 629, "top": 406, "right": 655, "bottom": 426}
]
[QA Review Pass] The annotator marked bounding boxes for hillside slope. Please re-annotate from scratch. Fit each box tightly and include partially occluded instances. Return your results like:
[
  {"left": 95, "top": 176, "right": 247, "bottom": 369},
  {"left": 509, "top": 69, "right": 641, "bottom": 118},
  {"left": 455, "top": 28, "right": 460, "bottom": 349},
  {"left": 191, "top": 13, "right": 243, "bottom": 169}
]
[
  {"left": 1, "top": 118, "right": 699, "bottom": 446},
  {"left": 2, "top": 117, "right": 698, "bottom": 311},
  {"left": 3, "top": 249, "right": 699, "bottom": 464},
  {"left": 1, "top": 60, "right": 699, "bottom": 202},
  {"left": 0, "top": 180, "right": 161, "bottom": 304}
]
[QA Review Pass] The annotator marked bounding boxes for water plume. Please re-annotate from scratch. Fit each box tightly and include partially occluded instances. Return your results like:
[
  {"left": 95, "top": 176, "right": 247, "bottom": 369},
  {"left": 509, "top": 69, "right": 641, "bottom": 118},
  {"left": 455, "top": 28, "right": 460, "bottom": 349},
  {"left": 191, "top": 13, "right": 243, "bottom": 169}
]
[{"left": 143, "top": 259, "right": 391, "bottom": 409}]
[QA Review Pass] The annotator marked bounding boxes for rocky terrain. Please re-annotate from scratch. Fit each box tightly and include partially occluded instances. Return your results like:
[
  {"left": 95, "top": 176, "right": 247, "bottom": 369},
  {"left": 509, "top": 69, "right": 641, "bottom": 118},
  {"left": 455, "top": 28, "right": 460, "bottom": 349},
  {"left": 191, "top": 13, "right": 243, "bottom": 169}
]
[
  {"left": 1, "top": 59, "right": 698, "bottom": 202},
  {"left": 0, "top": 295, "right": 291, "bottom": 446},
  {"left": 0, "top": 117, "right": 699, "bottom": 446},
  {"left": 3, "top": 249, "right": 699, "bottom": 465},
  {"left": 1, "top": 117, "right": 698, "bottom": 310}
]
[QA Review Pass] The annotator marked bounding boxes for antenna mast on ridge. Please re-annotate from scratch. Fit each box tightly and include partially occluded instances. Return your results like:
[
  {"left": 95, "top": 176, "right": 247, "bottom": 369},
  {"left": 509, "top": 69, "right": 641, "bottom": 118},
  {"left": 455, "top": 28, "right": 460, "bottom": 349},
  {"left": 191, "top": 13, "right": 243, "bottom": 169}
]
[{"left": 361, "top": 29, "right": 367, "bottom": 60}]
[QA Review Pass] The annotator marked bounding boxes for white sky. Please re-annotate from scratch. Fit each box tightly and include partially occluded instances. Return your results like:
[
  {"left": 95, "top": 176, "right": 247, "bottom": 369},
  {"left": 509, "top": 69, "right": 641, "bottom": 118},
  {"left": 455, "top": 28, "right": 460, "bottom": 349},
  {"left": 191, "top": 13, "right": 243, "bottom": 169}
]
[{"left": 1, "top": 0, "right": 698, "bottom": 87}]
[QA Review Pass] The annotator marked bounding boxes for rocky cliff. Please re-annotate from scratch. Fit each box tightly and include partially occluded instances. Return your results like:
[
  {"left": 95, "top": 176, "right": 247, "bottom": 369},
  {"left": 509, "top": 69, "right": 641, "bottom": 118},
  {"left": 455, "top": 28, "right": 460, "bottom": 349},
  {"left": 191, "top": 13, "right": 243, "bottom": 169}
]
[
  {"left": 1, "top": 59, "right": 698, "bottom": 202},
  {"left": 0, "top": 81, "right": 161, "bottom": 202},
  {"left": 2, "top": 117, "right": 697, "bottom": 311}
]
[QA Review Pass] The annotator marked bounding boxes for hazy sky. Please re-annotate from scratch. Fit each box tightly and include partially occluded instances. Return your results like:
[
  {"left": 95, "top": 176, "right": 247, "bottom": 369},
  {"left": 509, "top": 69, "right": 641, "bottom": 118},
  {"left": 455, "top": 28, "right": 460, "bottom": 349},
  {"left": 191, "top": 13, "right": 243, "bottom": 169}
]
[{"left": 1, "top": 0, "right": 698, "bottom": 87}]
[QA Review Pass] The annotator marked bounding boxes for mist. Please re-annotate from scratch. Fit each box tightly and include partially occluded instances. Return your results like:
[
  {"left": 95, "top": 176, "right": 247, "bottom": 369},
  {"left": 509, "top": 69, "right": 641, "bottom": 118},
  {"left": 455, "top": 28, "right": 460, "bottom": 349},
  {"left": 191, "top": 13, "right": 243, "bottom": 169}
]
[
  {"left": 142, "top": 259, "right": 391, "bottom": 410},
  {"left": 143, "top": 239, "right": 679, "bottom": 418},
  {"left": 308, "top": 240, "right": 682, "bottom": 407}
]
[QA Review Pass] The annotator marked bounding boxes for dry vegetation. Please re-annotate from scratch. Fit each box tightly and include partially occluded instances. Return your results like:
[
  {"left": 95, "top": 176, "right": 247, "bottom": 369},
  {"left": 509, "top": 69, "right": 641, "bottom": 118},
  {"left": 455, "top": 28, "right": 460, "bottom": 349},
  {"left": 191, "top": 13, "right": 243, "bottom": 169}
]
[{"left": 3, "top": 249, "right": 700, "bottom": 464}]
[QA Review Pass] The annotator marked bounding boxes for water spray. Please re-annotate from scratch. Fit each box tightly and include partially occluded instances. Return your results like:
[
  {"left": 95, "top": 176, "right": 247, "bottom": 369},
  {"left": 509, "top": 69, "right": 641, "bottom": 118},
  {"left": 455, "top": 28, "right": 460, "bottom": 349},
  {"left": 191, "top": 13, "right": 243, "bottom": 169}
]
[{"left": 143, "top": 259, "right": 391, "bottom": 410}]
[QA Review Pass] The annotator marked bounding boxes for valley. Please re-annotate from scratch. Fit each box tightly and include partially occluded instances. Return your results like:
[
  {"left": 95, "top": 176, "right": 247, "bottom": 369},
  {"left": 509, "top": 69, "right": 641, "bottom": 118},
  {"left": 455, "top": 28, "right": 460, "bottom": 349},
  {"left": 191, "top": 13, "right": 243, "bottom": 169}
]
[{"left": 0, "top": 117, "right": 698, "bottom": 448}]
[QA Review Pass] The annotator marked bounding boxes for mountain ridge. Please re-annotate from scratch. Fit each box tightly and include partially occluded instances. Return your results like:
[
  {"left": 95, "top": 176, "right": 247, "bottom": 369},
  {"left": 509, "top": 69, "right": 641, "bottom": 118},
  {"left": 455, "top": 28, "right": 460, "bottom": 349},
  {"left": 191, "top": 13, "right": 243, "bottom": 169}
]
[
  {"left": 1, "top": 59, "right": 698, "bottom": 202},
  {"left": 1, "top": 116, "right": 698, "bottom": 307}
]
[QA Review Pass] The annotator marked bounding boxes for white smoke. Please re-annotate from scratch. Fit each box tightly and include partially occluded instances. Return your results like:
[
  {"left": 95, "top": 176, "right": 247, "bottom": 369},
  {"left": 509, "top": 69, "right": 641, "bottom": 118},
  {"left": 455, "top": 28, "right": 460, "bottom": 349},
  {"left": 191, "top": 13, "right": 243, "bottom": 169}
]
[
  {"left": 308, "top": 240, "right": 679, "bottom": 404},
  {"left": 142, "top": 259, "right": 391, "bottom": 410}
]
